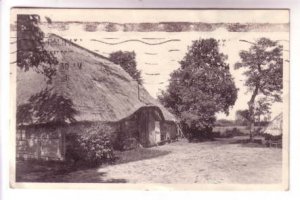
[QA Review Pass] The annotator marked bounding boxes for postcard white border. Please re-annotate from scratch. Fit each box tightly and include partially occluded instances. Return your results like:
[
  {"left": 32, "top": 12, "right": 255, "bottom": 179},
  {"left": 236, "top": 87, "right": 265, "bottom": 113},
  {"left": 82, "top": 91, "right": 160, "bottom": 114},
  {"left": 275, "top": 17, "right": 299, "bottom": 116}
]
[{"left": 1, "top": 0, "right": 300, "bottom": 200}]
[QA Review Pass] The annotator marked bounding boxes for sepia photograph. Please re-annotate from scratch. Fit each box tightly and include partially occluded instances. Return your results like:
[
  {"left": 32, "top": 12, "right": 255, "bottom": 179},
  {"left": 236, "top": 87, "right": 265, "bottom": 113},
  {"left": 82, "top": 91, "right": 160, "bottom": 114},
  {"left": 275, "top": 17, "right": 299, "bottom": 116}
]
[{"left": 9, "top": 8, "right": 289, "bottom": 190}]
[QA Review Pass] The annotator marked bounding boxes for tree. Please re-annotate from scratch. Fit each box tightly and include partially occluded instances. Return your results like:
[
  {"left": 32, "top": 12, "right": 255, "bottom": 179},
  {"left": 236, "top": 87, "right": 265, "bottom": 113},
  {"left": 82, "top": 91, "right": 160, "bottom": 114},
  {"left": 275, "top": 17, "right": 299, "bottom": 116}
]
[
  {"left": 17, "top": 88, "right": 78, "bottom": 125},
  {"left": 109, "top": 51, "right": 143, "bottom": 84},
  {"left": 235, "top": 99, "right": 271, "bottom": 127},
  {"left": 159, "top": 38, "right": 238, "bottom": 140},
  {"left": 16, "top": 15, "right": 58, "bottom": 82},
  {"left": 254, "top": 97, "right": 271, "bottom": 123},
  {"left": 235, "top": 38, "right": 283, "bottom": 141}
]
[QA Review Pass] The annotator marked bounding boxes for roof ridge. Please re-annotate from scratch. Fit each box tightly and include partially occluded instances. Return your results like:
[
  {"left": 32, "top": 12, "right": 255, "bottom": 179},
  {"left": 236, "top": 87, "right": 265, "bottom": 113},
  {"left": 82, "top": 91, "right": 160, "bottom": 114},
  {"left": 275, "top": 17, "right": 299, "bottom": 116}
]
[{"left": 48, "top": 33, "right": 112, "bottom": 62}]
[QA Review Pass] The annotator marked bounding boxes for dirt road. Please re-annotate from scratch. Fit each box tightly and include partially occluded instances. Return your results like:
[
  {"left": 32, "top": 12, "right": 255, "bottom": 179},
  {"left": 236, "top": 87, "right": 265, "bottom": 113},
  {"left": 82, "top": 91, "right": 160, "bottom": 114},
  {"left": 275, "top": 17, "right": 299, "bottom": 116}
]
[{"left": 43, "top": 138, "right": 282, "bottom": 184}]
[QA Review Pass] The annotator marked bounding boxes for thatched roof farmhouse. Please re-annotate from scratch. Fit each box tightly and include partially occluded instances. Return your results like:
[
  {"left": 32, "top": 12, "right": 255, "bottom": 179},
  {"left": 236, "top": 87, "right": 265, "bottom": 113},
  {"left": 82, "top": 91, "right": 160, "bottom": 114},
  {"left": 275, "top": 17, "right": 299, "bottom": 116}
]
[{"left": 16, "top": 34, "right": 179, "bottom": 161}]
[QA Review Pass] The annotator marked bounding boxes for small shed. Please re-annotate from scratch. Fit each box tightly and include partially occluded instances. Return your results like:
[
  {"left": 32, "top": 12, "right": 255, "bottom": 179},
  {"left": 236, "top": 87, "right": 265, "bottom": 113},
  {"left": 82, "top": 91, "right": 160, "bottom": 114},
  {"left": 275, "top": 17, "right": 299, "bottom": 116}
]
[
  {"left": 263, "top": 113, "right": 283, "bottom": 136},
  {"left": 262, "top": 113, "right": 283, "bottom": 148}
]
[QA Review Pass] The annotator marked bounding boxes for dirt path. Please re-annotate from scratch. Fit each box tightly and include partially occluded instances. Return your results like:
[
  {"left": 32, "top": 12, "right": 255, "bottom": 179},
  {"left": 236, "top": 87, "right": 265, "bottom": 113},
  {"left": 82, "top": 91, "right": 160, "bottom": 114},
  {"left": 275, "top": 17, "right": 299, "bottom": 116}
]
[{"left": 51, "top": 138, "right": 282, "bottom": 184}]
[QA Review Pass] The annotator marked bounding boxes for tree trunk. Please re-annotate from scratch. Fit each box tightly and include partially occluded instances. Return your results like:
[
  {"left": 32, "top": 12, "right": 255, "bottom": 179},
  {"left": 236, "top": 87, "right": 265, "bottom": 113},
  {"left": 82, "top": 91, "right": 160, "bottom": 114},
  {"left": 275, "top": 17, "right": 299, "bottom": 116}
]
[
  {"left": 248, "top": 85, "right": 259, "bottom": 142},
  {"left": 248, "top": 102, "right": 255, "bottom": 142}
]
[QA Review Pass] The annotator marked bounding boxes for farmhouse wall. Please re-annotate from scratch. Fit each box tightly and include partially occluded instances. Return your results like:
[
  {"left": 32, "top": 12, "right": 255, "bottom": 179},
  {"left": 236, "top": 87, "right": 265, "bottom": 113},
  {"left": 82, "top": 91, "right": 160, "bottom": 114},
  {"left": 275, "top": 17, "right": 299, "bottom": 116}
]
[
  {"left": 16, "top": 126, "right": 65, "bottom": 161},
  {"left": 16, "top": 109, "right": 178, "bottom": 161},
  {"left": 116, "top": 119, "right": 139, "bottom": 150},
  {"left": 16, "top": 122, "right": 119, "bottom": 161}
]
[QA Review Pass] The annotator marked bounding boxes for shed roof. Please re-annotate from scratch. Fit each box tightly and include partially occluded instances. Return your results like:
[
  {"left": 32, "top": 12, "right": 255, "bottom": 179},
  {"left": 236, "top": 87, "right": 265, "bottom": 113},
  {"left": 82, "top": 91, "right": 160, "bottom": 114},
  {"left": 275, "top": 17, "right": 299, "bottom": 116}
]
[{"left": 262, "top": 113, "right": 283, "bottom": 136}]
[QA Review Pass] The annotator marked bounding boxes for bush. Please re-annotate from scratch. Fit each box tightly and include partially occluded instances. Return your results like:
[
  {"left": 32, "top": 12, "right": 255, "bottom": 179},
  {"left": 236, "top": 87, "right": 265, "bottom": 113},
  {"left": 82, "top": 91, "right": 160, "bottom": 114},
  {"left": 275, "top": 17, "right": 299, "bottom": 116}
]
[
  {"left": 66, "top": 126, "right": 115, "bottom": 166},
  {"left": 212, "top": 131, "right": 221, "bottom": 138},
  {"left": 186, "top": 127, "right": 214, "bottom": 142},
  {"left": 215, "top": 127, "right": 245, "bottom": 138},
  {"left": 224, "top": 128, "right": 244, "bottom": 137},
  {"left": 263, "top": 134, "right": 282, "bottom": 141}
]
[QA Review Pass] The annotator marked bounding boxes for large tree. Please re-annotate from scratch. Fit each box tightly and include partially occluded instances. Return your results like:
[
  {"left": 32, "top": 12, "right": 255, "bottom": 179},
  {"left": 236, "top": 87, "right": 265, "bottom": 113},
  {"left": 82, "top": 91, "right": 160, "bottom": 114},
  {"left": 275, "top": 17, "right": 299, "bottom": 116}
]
[
  {"left": 235, "top": 38, "right": 283, "bottom": 140},
  {"left": 159, "top": 38, "right": 238, "bottom": 140},
  {"left": 16, "top": 15, "right": 58, "bottom": 82},
  {"left": 17, "top": 89, "right": 78, "bottom": 125},
  {"left": 16, "top": 15, "right": 78, "bottom": 125},
  {"left": 109, "top": 51, "right": 143, "bottom": 84}
]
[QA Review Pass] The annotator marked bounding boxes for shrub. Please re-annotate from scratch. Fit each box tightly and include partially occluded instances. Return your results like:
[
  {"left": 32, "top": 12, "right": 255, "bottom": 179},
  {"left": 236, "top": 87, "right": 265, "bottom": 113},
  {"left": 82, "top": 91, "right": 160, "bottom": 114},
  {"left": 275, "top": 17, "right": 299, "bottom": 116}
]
[
  {"left": 221, "top": 127, "right": 244, "bottom": 138},
  {"left": 263, "top": 134, "right": 282, "bottom": 141},
  {"left": 212, "top": 131, "right": 221, "bottom": 138},
  {"left": 186, "top": 127, "right": 214, "bottom": 142},
  {"left": 66, "top": 126, "right": 115, "bottom": 166},
  {"left": 230, "top": 128, "right": 244, "bottom": 136}
]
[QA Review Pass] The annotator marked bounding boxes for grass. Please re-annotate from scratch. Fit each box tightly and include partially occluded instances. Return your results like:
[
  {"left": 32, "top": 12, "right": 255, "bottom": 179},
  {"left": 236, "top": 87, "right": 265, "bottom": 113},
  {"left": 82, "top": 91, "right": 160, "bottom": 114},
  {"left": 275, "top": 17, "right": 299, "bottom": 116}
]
[
  {"left": 213, "top": 125, "right": 265, "bottom": 138},
  {"left": 213, "top": 125, "right": 250, "bottom": 134}
]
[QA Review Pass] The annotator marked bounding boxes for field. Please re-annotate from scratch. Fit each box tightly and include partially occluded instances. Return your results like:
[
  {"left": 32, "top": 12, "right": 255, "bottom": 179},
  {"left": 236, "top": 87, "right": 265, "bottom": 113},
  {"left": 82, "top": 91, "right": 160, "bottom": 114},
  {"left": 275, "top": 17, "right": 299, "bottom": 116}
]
[
  {"left": 213, "top": 125, "right": 265, "bottom": 137},
  {"left": 213, "top": 125, "right": 250, "bottom": 134},
  {"left": 16, "top": 136, "right": 282, "bottom": 184}
]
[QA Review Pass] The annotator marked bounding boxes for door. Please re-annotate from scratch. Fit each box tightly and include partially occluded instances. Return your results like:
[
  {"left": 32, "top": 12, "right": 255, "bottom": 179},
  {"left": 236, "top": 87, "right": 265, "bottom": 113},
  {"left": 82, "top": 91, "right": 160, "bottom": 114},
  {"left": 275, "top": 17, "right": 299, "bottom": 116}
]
[{"left": 154, "top": 121, "right": 161, "bottom": 143}]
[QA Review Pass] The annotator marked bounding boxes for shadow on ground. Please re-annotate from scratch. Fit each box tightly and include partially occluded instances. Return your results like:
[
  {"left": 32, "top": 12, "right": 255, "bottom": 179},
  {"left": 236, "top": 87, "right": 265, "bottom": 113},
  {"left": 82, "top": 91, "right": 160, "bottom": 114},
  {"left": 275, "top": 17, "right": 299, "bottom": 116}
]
[{"left": 16, "top": 148, "right": 170, "bottom": 183}]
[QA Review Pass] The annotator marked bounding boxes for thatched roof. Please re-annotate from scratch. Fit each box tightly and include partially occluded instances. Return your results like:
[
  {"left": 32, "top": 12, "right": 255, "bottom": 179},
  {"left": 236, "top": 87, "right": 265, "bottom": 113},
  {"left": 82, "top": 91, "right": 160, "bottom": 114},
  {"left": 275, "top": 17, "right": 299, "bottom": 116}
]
[
  {"left": 17, "top": 34, "right": 176, "bottom": 124},
  {"left": 263, "top": 113, "right": 283, "bottom": 136}
]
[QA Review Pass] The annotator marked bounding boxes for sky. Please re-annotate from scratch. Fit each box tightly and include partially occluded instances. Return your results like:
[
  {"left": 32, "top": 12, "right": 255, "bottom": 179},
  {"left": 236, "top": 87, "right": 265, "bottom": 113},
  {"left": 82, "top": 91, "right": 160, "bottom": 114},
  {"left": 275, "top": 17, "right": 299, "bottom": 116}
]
[{"left": 10, "top": 8, "right": 289, "bottom": 120}]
